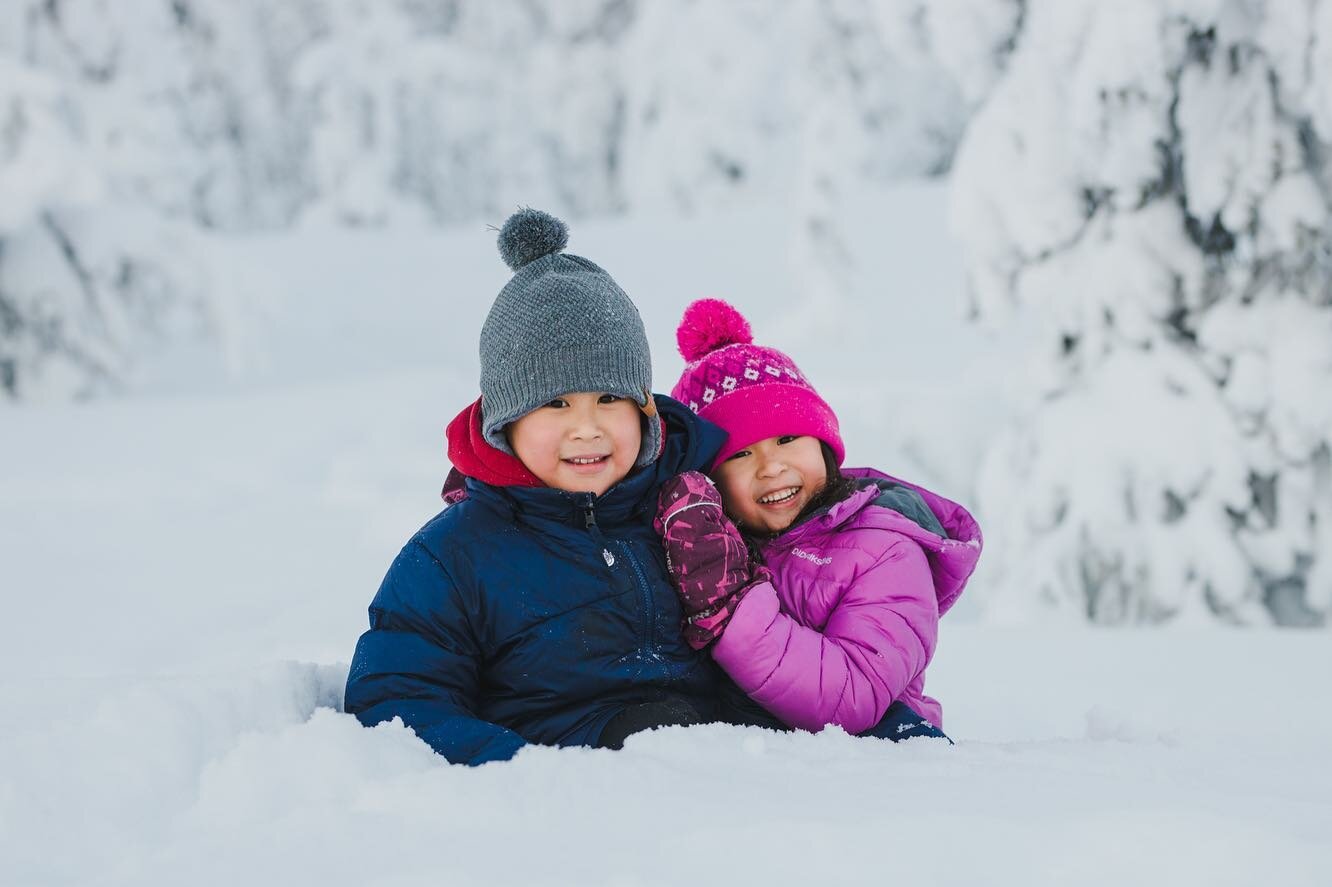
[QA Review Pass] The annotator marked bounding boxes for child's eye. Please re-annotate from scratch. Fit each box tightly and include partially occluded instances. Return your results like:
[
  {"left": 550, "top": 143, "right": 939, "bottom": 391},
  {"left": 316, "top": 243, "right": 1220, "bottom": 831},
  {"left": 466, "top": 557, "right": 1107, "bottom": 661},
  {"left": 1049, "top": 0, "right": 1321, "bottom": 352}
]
[
  {"left": 598, "top": 394, "right": 624, "bottom": 404},
  {"left": 545, "top": 398, "right": 569, "bottom": 408},
  {"left": 777, "top": 435, "right": 800, "bottom": 444},
  {"left": 725, "top": 449, "right": 751, "bottom": 462}
]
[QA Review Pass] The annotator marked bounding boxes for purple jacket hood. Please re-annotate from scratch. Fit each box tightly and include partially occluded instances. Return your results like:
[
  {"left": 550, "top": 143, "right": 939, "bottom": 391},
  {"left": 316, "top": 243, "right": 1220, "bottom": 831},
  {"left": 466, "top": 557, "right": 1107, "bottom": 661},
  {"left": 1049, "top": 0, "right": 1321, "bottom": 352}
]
[{"left": 801, "top": 467, "right": 983, "bottom": 616}]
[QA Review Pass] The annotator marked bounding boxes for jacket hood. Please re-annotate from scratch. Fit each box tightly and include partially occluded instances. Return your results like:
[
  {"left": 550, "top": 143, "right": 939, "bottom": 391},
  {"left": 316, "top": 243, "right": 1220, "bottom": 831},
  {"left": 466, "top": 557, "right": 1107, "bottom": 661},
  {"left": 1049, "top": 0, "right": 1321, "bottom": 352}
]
[
  {"left": 443, "top": 398, "right": 542, "bottom": 501},
  {"left": 771, "top": 466, "right": 983, "bottom": 616}
]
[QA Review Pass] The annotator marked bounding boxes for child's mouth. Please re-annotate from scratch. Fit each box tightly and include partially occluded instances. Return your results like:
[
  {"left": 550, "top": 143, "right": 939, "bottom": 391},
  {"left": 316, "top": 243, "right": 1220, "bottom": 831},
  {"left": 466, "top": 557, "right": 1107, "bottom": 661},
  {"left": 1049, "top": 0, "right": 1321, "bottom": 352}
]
[
  {"left": 563, "top": 454, "right": 610, "bottom": 473},
  {"left": 757, "top": 486, "right": 801, "bottom": 507}
]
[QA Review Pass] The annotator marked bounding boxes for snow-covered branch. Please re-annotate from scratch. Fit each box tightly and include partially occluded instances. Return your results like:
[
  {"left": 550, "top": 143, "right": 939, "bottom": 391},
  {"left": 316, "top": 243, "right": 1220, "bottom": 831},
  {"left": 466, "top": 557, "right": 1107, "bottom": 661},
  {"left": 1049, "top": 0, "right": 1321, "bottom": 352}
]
[{"left": 954, "top": 0, "right": 1332, "bottom": 625}]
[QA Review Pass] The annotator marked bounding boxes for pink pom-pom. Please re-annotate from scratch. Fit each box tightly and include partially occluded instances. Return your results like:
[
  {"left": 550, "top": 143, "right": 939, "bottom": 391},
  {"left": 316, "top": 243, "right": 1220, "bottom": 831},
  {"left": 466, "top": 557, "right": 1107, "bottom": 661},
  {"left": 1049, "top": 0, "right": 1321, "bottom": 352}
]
[{"left": 676, "top": 298, "right": 753, "bottom": 362}]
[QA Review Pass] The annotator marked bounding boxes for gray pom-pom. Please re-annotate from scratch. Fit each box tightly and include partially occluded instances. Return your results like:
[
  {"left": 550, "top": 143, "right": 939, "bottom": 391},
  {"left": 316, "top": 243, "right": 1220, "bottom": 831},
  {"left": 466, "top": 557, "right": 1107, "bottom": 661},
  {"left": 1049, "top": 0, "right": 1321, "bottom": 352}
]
[{"left": 497, "top": 207, "right": 569, "bottom": 271}]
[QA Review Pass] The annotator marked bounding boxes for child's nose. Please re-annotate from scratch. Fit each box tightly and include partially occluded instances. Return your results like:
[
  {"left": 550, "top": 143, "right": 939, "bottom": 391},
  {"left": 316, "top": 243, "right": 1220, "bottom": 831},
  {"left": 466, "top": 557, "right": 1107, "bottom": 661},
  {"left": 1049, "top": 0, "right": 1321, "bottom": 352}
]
[{"left": 568, "top": 409, "right": 603, "bottom": 438}]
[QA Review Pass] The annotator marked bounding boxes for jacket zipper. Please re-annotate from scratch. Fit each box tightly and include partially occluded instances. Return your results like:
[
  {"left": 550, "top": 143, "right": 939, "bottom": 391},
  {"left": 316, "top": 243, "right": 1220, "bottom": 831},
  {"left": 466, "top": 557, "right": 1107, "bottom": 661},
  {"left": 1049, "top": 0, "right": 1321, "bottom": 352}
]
[
  {"left": 619, "top": 540, "right": 656, "bottom": 656},
  {"left": 583, "top": 500, "right": 655, "bottom": 658}
]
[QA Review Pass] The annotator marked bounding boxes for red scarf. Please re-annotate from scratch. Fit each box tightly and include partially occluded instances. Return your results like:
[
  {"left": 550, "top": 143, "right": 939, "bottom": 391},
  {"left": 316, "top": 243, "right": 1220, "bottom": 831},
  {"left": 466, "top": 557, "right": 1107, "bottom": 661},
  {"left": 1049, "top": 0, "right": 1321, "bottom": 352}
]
[{"left": 445, "top": 397, "right": 544, "bottom": 489}]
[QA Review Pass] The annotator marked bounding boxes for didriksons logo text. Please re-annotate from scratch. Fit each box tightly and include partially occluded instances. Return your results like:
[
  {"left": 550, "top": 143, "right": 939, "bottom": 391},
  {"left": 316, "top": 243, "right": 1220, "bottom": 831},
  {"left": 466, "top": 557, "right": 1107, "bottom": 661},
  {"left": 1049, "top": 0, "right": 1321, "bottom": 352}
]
[{"left": 792, "top": 548, "right": 833, "bottom": 566}]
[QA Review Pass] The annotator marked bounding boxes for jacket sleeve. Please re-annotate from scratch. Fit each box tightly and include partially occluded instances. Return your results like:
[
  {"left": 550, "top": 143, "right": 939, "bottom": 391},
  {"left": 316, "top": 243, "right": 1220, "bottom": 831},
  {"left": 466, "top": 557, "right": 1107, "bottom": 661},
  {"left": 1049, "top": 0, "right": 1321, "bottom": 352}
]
[
  {"left": 711, "top": 534, "right": 938, "bottom": 734},
  {"left": 344, "top": 540, "right": 527, "bottom": 765}
]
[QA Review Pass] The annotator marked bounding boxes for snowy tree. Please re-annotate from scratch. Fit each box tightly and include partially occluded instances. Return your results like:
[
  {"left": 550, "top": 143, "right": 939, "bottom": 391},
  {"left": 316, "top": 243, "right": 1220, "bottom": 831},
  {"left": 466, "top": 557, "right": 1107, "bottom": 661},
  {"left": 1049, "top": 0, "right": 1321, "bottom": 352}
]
[
  {"left": 6, "top": 0, "right": 1021, "bottom": 235},
  {"left": 953, "top": 0, "right": 1332, "bottom": 625},
  {"left": 6, "top": 0, "right": 1022, "bottom": 234},
  {"left": 8, "top": 0, "right": 324, "bottom": 228},
  {"left": 619, "top": 0, "right": 1020, "bottom": 340},
  {"left": 619, "top": 0, "right": 1018, "bottom": 214},
  {"left": 787, "top": 0, "right": 1020, "bottom": 335},
  {"left": 1, "top": 0, "right": 1022, "bottom": 402},
  {"left": 394, "top": 0, "right": 632, "bottom": 223},
  {"left": 0, "top": 56, "right": 210, "bottom": 401},
  {"left": 157, "top": 0, "right": 325, "bottom": 228},
  {"left": 289, "top": 0, "right": 634, "bottom": 225},
  {"left": 292, "top": 0, "right": 434, "bottom": 226}
]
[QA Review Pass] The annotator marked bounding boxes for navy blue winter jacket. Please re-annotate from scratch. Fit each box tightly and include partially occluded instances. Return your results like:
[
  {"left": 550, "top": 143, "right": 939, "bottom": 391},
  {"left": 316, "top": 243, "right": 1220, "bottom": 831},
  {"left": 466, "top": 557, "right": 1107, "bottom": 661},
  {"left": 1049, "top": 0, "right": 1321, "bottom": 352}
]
[{"left": 344, "top": 396, "right": 726, "bottom": 765}]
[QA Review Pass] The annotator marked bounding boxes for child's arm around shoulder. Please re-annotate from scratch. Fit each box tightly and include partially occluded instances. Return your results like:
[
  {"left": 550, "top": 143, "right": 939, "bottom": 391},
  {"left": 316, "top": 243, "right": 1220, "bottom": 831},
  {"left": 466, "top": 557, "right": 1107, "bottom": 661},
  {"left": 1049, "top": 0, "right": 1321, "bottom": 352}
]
[
  {"left": 712, "top": 527, "right": 937, "bottom": 734},
  {"left": 344, "top": 535, "right": 526, "bottom": 766}
]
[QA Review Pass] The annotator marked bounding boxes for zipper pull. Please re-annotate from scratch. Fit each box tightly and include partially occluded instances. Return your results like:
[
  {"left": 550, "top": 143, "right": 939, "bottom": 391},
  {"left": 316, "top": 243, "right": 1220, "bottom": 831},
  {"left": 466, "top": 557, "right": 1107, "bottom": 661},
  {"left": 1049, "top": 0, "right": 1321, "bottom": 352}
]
[{"left": 584, "top": 502, "right": 597, "bottom": 530}]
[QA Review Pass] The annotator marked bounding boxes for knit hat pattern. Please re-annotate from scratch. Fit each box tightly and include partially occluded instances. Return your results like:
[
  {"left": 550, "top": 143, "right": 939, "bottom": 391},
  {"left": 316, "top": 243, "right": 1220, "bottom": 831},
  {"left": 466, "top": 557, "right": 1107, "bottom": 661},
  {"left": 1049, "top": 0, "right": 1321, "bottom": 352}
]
[
  {"left": 479, "top": 208, "right": 661, "bottom": 466},
  {"left": 670, "top": 298, "right": 844, "bottom": 469}
]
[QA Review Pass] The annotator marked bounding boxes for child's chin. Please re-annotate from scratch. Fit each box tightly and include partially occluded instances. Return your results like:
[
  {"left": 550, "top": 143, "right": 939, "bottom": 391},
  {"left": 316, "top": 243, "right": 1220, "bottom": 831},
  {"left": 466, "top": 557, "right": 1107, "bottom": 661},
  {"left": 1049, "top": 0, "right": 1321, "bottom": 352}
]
[
  {"left": 554, "top": 472, "right": 631, "bottom": 497},
  {"left": 753, "top": 500, "right": 805, "bottom": 529},
  {"left": 738, "top": 512, "right": 795, "bottom": 534}
]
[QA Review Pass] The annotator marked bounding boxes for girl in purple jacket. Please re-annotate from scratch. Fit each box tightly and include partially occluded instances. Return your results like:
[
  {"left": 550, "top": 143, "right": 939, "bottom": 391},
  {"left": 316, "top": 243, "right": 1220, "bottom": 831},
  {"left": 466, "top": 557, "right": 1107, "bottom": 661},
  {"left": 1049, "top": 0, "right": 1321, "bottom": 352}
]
[{"left": 653, "top": 299, "right": 982, "bottom": 739}]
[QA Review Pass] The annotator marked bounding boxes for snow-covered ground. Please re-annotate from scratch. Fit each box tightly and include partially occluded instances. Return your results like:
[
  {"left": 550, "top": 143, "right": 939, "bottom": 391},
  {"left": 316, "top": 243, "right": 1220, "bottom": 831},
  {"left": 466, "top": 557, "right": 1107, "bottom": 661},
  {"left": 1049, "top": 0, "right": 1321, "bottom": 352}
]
[{"left": 3, "top": 183, "right": 1329, "bottom": 885}]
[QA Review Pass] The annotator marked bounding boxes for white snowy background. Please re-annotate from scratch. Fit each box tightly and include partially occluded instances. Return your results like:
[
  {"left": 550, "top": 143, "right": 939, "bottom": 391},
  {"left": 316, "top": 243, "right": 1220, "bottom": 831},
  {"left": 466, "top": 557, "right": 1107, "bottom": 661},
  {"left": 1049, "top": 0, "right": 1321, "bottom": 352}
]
[{"left": 2, "top": 2, "right": 1330, "bottom": 885}]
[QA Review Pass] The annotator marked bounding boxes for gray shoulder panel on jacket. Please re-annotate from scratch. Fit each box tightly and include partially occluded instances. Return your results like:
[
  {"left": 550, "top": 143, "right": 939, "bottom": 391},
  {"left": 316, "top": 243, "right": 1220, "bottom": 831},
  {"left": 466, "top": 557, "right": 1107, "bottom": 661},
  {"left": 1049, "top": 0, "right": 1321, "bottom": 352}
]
[{"left": 863, "top": 479, "right": 949, "bottom": 538}]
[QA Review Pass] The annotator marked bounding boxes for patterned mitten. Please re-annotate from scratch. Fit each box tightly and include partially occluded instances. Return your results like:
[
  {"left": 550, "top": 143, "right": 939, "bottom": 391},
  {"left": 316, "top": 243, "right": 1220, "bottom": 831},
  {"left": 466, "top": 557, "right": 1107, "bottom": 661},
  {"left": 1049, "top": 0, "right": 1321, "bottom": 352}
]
[{"left": 653, "top": 472, "right": 766, "bottom": 649}]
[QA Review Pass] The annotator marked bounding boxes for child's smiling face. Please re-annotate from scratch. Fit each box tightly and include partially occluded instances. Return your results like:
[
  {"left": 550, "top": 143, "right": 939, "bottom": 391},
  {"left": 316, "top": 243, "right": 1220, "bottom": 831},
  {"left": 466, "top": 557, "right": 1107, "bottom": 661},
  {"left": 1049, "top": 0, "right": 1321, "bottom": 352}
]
[
  {"left": 507, "top": 392, "right": 643, "bottom": 496},
  {"left": 712, "top": 434, "right": 828, "bottom": 534}
]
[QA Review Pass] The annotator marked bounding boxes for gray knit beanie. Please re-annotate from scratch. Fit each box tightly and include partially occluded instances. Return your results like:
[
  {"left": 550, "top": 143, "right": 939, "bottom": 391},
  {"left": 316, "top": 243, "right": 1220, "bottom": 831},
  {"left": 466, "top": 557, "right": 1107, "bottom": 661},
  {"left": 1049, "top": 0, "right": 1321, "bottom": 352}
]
[{"left": 480, "top": 207, "right": 661, "bottom": 466}]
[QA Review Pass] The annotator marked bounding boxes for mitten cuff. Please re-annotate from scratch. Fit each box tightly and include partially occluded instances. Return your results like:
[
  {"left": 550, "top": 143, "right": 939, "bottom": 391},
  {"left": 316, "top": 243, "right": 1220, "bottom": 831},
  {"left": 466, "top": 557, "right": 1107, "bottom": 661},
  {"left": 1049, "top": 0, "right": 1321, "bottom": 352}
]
[{"left": 681, "top": 566, "right": 771, "bottom": 650}]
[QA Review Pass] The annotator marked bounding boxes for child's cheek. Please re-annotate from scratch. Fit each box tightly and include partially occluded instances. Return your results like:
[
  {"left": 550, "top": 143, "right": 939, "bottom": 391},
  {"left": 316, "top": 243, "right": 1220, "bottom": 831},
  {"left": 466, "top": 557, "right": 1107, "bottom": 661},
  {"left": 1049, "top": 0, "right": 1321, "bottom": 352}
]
[{"left": 721, "top": 497, "right": 760, "bottom": 535}]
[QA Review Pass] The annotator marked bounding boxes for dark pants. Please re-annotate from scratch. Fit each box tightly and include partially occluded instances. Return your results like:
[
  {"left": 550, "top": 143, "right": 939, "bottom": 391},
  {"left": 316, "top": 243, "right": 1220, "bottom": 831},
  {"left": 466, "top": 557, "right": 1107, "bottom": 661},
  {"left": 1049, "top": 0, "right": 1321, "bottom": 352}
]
[
  {"left": 718, "top": 678, "right": 951, "bottom": 742},
  {"left": 596, "top": 698, "right": 705, "bottom": 749}
]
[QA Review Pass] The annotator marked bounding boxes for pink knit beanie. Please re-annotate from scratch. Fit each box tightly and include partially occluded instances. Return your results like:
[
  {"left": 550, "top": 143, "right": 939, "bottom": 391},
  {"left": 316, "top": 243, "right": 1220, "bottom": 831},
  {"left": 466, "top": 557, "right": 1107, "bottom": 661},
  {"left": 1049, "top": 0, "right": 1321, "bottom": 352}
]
[{"left": 670, "top": 298, "right": 844, "bottom": 469}]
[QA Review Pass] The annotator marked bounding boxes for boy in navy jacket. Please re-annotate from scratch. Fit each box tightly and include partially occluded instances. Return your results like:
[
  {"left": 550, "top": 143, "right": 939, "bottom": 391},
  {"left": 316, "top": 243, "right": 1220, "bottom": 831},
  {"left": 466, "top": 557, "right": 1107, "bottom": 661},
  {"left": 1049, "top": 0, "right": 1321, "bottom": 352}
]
[{"left": 344, "top": 209, "right": 724, "bottom": 764}]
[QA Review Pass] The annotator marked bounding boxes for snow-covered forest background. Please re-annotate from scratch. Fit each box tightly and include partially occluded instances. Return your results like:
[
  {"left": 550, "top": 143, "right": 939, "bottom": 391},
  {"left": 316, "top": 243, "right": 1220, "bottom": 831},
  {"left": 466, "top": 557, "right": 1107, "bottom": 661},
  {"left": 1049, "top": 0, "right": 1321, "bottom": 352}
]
[
  {"left": 6, "top": 0, "right": 1330, "bottom": 627},
  {"left": 4, "top": 2, "right": 1331, "bottom": 885}
]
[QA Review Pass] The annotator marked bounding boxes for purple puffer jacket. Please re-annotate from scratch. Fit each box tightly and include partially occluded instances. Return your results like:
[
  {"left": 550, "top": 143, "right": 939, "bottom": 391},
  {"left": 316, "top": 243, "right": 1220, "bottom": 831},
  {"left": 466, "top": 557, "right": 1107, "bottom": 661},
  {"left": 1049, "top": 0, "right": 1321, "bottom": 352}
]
[{"left": 713, "top": 468, "right": 982, "bottom": 733}]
